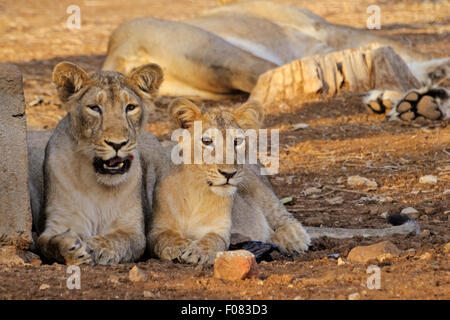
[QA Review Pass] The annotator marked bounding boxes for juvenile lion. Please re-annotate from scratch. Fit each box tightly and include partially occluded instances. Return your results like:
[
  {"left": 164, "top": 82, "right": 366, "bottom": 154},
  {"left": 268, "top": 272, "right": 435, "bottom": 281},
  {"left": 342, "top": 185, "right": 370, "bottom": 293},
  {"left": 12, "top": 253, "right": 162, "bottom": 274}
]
[
  {"left": 149, "top": 99, "right": 419, "bottom": 265},
  {"left": 148, "top": 99, "right": 311, "bottom": 264},
  {"left": 31, "top": 62, "right": 168, "bottom": 265}
]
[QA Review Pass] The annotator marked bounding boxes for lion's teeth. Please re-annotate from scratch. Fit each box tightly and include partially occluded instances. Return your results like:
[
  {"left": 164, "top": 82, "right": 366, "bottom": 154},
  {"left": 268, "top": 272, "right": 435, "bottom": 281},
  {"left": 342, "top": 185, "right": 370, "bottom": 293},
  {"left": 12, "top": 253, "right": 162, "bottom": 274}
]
[
  {"left": 118, "top": 162, "right": 124, "bottom": 168},
  {"left": 103, "top": 164, "right": 108, "bottom": 169}
]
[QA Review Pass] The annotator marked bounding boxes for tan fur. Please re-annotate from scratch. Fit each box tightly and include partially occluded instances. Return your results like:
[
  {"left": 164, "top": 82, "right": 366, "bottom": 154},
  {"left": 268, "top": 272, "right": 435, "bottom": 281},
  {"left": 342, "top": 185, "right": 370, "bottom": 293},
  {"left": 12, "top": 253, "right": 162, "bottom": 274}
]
[
  {"left": 31, "top": 62, "right": 168, "bottom": 265},
  {"left": 102, "top": 0, "right": 446, "bottom": 99},
  {"left": 148, "top": 100, "right": 310, "bottom": 264}
]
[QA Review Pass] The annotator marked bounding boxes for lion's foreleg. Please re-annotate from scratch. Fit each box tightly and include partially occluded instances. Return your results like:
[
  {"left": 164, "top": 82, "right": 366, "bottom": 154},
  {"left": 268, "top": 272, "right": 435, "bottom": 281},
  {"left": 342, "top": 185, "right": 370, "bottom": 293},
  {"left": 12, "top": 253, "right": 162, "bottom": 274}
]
[
  {"left": 241, "top": 168, "right": 310, "bottom": 254},
  {"left": 149, "top": 229, "right": 192, "bottom": 262},
  {"left": 85, "top": 226, "right": 146, "bottom": 265}
]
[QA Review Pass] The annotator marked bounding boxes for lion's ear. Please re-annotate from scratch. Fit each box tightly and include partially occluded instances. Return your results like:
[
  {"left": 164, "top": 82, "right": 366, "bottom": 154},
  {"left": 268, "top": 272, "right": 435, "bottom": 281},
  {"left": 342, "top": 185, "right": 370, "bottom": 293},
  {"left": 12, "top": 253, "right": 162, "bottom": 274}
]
[
  {"left": 52, "top": 62, "right": 90, "bottom": 103},
  {"left": 233, "top": 100, "right": 264, "bottom": 129},
  {"left": 126, "top": 63, "right": 163, "bottom": 99},
  {"left": 168, "top": 98, "right": 202, "bottom": 129}
]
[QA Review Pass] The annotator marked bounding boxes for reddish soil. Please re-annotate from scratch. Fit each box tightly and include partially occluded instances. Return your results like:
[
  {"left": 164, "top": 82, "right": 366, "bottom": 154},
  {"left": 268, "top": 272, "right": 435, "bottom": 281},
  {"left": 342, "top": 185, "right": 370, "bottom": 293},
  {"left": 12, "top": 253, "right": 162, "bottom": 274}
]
[{"left": 0, "top": 0, "right": 449, "bottom": 300}]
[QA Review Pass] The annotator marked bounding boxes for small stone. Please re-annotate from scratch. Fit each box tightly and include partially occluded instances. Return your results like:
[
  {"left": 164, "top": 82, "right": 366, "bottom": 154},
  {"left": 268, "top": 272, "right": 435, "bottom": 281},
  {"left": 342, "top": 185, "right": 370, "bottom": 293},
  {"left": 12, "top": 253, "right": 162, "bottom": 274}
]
[
  {"left": 129, "top": 265, "right": 148, "bottom": 282},
  {"left": 348, "top": 292, "right": 361, "bottom": 300},
  {"left": 380, "top": 211, "right": 388, "bottom": 219},
  {"left": 39, "top": 284, "right": 50, "bottom": 290},
  {"left": 347, "top": 241, "right": 401, "bottom": 264},
  {"left": 401, "top": 207, "right": 419, "bottom": 215},
  {"left": 347, "top": 175, "right": 377, "bottom": 190},
  {"left": 292, "top": 123, "right": 309, "bottom": 130},
  {"left": 214, "top": 250, "right": 258, "bottom": 281},
  {"left": 419, "top": 252, "right": 433, "bottom": 261},
  {"left": 303, "top": 187, "right": 321, "bottom": 196},
  {"left": 443, "top": 190, "right": 450, "bottom": 195},
  {"left": 419, "top": 175, "right": 438, "bottom": 184},
  {"left": 337, "top": 257, "right": 346, "bottom": 266},
  {"left": 326, "top": 196, "right": 344, "bottom": 205}
]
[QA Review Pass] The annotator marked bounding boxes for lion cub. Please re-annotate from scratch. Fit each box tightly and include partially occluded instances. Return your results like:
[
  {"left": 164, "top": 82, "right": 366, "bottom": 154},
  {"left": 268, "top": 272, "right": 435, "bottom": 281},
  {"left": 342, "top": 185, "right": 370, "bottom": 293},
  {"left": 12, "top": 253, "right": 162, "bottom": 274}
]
[
  {"left": 35, "top": 62, "right": 167, "bottom": 265},
  {"left": 148, "top": 99, "right": 310, "bottom": 265}
]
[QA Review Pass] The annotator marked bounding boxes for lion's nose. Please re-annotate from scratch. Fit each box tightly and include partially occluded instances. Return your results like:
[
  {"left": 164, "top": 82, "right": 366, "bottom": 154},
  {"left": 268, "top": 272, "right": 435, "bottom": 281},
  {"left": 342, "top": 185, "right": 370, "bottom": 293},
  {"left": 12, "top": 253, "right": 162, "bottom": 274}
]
[
  {"left": 104, "top": 139, "right": 128, "bottom": 151},
  {"left": 218, "top": 169, "right": 237, "bottom": 180}
]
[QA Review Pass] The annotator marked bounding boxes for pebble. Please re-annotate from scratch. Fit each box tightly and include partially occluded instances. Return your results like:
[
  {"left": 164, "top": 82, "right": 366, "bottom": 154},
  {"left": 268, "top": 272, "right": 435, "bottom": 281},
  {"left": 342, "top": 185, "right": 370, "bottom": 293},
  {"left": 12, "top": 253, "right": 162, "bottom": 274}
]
[
  {"left": 337, "top": 257, "right": 346, "bottom": 266},
  {"left": 39, "top": 284, "right": 50, "bottom": 290},
  {"left": 326, "top": 196, "right": 344, "bottom": 205},
  {"left": 214, "top": 250, "right": 259, "bottom": 281},
  {"left": 419, "top": 175, "right": 437, "bottom": 184},
  {"left": 129, "top": 265, "right": 148, "bottom": 282},
  {"left": 347, "top": 241, "right": 401, "bottom": 264},
  {"left": 292, "top": 123, "right": 309, "bottom": 130},
  {"left": 401, "top": 207, "right": 419, "bottom": 215},
  {"left": 348, "top": 292, "right": 361, "bottom": 300},
  {"left": 419, "top": 252, "right": 433, "bottom": 261},
  {"left": 444, "top": 190, "right": 450, "bottom": 195},
  {"left": 347, "top": 175, "right": 377, "bottom": 190}
]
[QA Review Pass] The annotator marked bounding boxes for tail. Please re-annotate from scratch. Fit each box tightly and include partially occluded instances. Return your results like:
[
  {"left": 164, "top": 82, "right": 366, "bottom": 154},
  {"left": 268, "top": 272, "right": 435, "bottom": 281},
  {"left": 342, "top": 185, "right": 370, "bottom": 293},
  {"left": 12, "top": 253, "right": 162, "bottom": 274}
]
[{"left": 304, "top": 214, "right": 420, "bottom": 240}]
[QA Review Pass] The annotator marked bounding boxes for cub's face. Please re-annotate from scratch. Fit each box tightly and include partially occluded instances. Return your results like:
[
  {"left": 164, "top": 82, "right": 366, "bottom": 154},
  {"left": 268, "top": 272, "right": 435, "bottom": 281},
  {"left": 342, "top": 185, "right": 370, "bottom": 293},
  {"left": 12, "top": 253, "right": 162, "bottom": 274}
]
[
  {"left": 169, "top": 99, "right": 264, "bottom": 197},
  {"left": 52, "top": 62, "right": 163, "bottom": 186}
]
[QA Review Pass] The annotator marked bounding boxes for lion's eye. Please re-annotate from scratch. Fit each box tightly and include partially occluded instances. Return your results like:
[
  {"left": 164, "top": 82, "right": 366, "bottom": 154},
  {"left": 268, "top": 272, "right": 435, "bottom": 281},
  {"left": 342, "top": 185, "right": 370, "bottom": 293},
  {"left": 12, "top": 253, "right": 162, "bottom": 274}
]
[
  {"left": 202, "top": 137, "right": 213, "bottom": 146},
  {"left": 87, "top": 105, "right": 102, "bottom": 114},
  {"left": 234, "top": 137, "right": 244, "bottom": 146},
  {"left": 126, "top": 104, "right": 138, "bottom": 112}
]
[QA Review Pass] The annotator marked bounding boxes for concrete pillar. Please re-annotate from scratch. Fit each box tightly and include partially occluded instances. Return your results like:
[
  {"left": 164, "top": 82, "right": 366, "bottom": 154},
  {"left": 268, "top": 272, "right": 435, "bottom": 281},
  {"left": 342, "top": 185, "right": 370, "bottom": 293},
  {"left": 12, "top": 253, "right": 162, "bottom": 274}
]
[{"left": 0, "top": 63, "right": 32, "bottom": 250}]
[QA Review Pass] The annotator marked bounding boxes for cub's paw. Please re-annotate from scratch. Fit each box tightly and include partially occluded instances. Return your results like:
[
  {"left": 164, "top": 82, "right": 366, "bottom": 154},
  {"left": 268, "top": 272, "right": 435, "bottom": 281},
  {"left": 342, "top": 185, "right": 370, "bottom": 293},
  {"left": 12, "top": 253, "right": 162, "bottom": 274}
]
[
  {"left": 269, "top": 222, "right": 310, "bottom": 256},
  {"left": 158, "top": 239, "right": 192, "bottom": 262},
  {"left": 363, "top": 90, "right": 403, "bottom": 115},
  {"left": 180, "top": 242, "right": 217, "bottom": 265},
  {"left": 85, "top": 237, "right": 120, "bottom": 265},
  {"left": 390, "top": 87, "right": 449, "bottom": 122},
  {"left": 50, "top": 232, "right": 92, "bottom": 265}
]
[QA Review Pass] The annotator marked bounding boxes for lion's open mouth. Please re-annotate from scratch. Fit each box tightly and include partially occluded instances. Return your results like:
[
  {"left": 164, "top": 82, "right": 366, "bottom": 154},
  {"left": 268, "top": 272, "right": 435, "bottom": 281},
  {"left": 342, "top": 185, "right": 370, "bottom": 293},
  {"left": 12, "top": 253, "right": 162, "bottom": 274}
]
[{"left": 93, "top": 155, "right": 133, "bottom": 175}]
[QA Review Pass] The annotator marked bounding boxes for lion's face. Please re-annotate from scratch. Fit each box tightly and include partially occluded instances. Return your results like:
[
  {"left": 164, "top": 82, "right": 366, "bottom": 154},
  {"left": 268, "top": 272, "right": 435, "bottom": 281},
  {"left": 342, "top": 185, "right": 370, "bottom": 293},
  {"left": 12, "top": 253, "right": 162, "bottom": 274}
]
[
  {"left": 169, "top": 99, "right": 264, "bottom": 197},
  {"left": 52, "top": 62, "right": 163, "bottom": 186}
]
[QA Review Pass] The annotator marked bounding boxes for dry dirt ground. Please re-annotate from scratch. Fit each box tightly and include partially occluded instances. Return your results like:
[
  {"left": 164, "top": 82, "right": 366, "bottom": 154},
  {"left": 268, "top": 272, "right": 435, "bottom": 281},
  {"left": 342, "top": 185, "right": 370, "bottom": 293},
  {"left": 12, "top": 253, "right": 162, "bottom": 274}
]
[{"left": 0, "top": 0, "right": 449, "bottom": 300}]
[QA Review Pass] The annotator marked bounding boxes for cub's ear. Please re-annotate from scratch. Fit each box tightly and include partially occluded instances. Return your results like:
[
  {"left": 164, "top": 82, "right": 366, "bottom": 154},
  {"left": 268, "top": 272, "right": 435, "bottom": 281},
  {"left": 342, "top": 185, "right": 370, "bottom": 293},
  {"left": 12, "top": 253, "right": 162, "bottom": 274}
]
[
  {"left": 233, "top": 100, "right": 264, "bottom": 129},
  {"left": 168, "top": 98, "right": 202, "bottom": 129},
  {"left": 126, "top": 63, "right": 163, "bottom": 99},
  {"left": 52, "top": 62, "right": 90, "bottom": 103}
]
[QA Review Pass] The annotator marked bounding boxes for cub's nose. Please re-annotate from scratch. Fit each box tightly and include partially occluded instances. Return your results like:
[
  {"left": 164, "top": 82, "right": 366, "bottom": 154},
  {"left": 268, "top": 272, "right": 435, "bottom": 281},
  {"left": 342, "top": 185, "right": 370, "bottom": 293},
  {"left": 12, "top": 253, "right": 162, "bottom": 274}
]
[
  {"left": 218, "top": 169, "right": 237, "bottom": 180},
  {"left": 104, "top": 139, "right": 128, "bottom": 151}
]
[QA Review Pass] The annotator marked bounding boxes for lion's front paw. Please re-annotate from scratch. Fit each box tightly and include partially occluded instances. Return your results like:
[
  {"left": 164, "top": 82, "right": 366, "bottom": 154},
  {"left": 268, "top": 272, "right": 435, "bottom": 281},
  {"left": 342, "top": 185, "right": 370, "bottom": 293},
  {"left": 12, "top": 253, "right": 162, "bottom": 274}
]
[
  {"left": 85, "top": 237, "right": 120, "bottom": 265},
  {"left": 180, "top": 241, "right": 217, "bottom": 265},
  {"left": 158, "top": 239, "right": 192, "bottom": 262},
  {"left": 51, "top": 233, "right": 93, "bottom": 265},
  {"left": 269, "top": 222, "right": 310, "bottom": 256}
]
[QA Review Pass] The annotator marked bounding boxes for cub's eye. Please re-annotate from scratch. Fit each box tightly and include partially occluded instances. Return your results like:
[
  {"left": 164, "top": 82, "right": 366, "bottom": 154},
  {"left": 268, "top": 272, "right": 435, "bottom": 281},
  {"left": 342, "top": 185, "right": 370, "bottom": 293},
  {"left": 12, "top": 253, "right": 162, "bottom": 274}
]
[
  {"left": 126, "top": 104, "right": 138, "bottom": 112},
  {"left": 234, "top": 137, "right": 244, "bottom": 146},
  {"left": 87, "top": 105, "right": 102, "bottom": 114},
  {"left": 202, "top": 137, "right": 213, "bottom": 146}
]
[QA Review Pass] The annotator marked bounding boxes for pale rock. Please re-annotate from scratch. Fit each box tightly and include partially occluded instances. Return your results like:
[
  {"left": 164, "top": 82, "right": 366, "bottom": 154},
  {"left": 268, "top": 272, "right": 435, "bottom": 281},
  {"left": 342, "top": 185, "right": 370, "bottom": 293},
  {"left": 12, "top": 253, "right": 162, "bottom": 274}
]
[
  {"left": 419, "top": 175, "right": 437, "bottom": 184},
  {"left": 214, "top": 250, "right": 259, "bottom": 281},
  {"left": 348, "top": 292, "right": 361, "bottom": 300},
  {"left": 39, "top": 284, "right": 50, "bottom": 290},
  {"left": 129, "top": 265, "right": 148, "bottom": 282},
  {"left": 292, "top": 123, "right": 309, "bottom": 130},
  {"left": 347, "top": 241, "right": 401, "bottom": 264},
  {"left": 347, "top": 175, "right": 378, "bottom": 190},
  {"left": 401, "top": 207, "right": 419, "bottom": 215}
]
